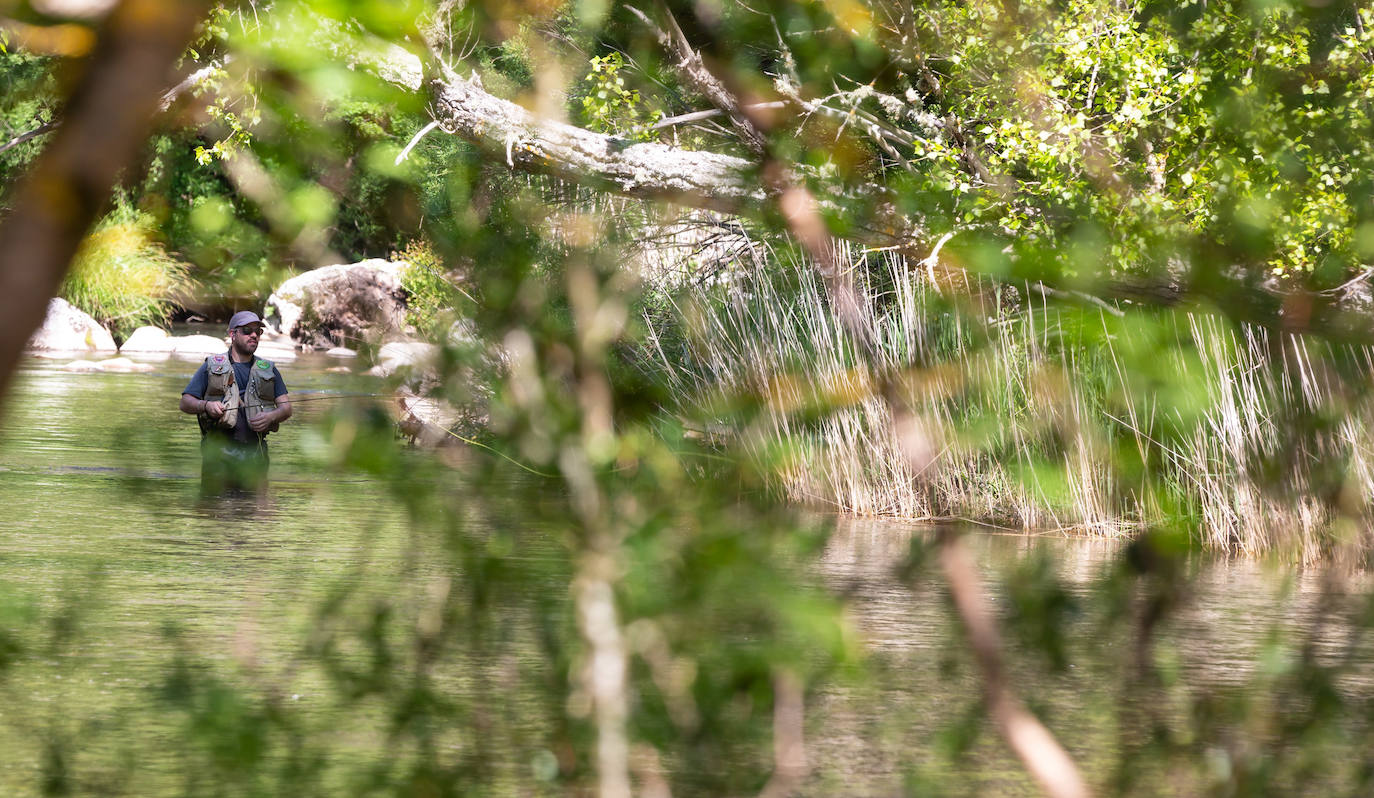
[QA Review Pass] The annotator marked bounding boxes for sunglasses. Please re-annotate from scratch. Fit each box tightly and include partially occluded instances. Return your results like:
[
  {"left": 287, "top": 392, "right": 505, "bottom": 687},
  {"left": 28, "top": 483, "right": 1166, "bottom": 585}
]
[{"left": 236, "top": 326, "right": 264, "bottom": 336}]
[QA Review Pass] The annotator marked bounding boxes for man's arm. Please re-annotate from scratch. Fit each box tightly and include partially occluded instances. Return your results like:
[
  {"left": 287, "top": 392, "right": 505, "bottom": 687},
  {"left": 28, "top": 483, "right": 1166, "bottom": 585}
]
[
  {"left": 180, "top": 363, "right": 222, "bottom": 417},
  {"left": 180, "top": 392, "right": 225, "bottom": 417}
]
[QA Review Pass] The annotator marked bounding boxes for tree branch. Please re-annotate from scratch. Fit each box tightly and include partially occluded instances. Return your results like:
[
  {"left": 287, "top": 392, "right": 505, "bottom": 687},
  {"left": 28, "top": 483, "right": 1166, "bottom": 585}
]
[
  {"left": 360, "top": 32, "right": 1374, "bottom": 346},
  {"left": 0, "top": 0, "right": 210, "bottom": 399},
  {"left": 0, "top": 57, "right": 225, "bottom": 159},
  {"left": 628, "top": 3, "right": 768, "bottom": 154},
  {"left": 0, "top": 120, "right": 59, "bottom": 156},
  {"left": 938, "top": 527, "right": 1093, "bottom": 798},
  {"left": 430, "top": 66, "right": 766, "bottom": 213}
]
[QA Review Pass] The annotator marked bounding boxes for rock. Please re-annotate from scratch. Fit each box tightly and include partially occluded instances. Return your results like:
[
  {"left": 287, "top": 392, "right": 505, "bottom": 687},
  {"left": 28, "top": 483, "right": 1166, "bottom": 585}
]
[
  {"left": 392, "top": 388, "right": 464, "bottom": 448},
  {"left": 119, "top": 326, "right": 176, "bottom": 353},
  {"left": 254, "top": 332, "right": 298, "bottom": 362},
  {"left": 60, "top": 360, "right": 102, "bottom": 372},
  {"left": 27, "top": 298, "right": 117, "bottom": 354},
  {"left": 366, "top": 341, "right": 438, "bottom": 379},
  {"left": 325, "top": 346, "right": 358, "bottom": 358},
  {"left": 171, "top": 334, "right": 230, "bottom": 358},
  {"left": 265, "top": 259, "right": 409, "bottom": 350},
  {"left": 121, "top": 323, "right": 298, "bottom": 363},
  {"left": 62, "top": 357, "right": 154, "bottom": 373},
  {"left": 120, "top": 327, "right": 229, "bottom": 359},
  {"left": 94, "top": 356, "right": 155, "bottom": 373}
]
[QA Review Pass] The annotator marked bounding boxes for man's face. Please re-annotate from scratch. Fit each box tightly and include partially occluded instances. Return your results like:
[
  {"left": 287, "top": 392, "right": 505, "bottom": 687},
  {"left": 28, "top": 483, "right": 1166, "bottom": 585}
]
[{"left": 231, "top": 324, "right": 263, "bottom": 355}]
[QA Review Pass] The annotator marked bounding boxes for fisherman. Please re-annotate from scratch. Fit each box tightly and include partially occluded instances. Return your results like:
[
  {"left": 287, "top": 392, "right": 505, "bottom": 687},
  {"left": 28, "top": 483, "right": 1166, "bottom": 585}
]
[{"left": 179, "top": 311, "right": 292, "bottom": 492}]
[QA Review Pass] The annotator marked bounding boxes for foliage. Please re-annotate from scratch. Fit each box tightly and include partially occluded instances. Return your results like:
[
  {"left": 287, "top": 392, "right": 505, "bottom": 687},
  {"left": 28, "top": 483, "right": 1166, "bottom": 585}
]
[
  {"left": 395, "top": 239, "right": 470, "bottom": 335},
  {"left": 59, "top": 205, "right": 194, "bottom": 340},
  {"left": 573, "top": 52, "right": 663, "bottom": 140},
  {"left": 4, "top": 0, "right": 1374, "bottom": 796},
  {"left": 0, "top": 45, "right": 57, "bottom": 201}
]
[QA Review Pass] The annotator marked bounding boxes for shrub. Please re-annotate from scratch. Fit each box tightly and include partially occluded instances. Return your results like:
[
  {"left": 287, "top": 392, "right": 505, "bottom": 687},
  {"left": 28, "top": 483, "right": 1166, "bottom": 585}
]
[
  {"left": 394, "top": 240, "right": 468, "bottom": 336},
  {"left": 61, "top": 209, "right": 193, "bottom": 341}
]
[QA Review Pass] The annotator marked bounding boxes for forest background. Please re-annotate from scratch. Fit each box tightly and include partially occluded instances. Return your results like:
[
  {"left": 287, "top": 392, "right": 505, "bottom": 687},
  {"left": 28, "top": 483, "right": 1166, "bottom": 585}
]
[{"left": 4, "top": 0, "right": 1374, "bottom": 795}]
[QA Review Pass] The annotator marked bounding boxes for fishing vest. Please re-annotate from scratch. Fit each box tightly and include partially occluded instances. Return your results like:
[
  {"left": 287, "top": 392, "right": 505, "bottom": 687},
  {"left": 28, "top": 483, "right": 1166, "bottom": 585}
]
[
  {"left": 243, "top": 356, "right": 280, "bottom": 432},
  {"left": 197, "top": 353, "right": 278, "bottom": 435}
]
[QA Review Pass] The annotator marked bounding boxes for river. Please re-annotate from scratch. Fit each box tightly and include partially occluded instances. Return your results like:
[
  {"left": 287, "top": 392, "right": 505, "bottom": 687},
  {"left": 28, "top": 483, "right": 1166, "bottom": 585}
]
[{"left": 2, "top": 348, "right": 1372, "bottom": 796}]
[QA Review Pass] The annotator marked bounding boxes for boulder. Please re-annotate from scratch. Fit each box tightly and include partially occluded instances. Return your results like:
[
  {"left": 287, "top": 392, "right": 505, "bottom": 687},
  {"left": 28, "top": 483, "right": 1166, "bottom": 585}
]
[
  {"left": 172, "top": 334, "right": 231, "bottom": 358},
  {"left": 60, "top": 357, "right": 155, "bottom": 373},
  {"left": 265, "top": 259, "right": 409, "bottom": 350},
  {"left": 60, "top": 360, "right": 101, "bottom": 372},
  {"left": 254, "top": 332, "right": 298, "bottom": 362},
  {"left": 27, "top": 298, "right": 117, "bottom": 354},
  {"left": 119, "top": 326, "right": 295, "bottom": 362},
  {"left": 94, "top": 356, "right": 155, "bottom": 373},
  {"left": 119, "top": 326, "right": 176, "bottom": 353}
]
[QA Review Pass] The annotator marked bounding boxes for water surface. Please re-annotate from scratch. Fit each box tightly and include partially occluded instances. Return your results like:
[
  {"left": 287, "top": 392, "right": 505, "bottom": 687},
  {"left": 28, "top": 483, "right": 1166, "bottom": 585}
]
[{"left": 2, "top": 351, "right": 1372, "bottom": 796}]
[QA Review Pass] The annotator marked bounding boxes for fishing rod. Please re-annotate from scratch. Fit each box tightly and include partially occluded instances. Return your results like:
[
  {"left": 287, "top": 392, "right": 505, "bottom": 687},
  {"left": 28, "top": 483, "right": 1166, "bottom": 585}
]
[
  {"left": 225, "top": 390, "right": 561, "bottom": 477},
  {"left": 229, "top": 392, "right": 739, "bottom": 478}
]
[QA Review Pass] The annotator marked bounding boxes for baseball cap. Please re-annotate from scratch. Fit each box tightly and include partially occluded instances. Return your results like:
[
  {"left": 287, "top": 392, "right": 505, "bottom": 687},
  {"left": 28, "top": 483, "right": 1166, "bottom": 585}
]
[{"left": 227, "top": 310, "right": 264, "bottom": 331}]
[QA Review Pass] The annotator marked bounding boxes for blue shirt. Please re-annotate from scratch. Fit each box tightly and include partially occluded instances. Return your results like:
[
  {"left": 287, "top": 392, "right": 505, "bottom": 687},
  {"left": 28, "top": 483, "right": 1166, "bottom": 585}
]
[{"left": 183, "top": 353, "right": 288, "bottom": 446}]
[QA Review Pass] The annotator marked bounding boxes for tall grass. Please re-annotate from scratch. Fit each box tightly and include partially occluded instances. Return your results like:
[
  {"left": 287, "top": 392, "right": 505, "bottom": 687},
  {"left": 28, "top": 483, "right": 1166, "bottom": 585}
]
[
  {"left": 647, "top": 242, "right": 1374, "bottom": 561},
  {"left": 61, "top": 209, "right": 193, "bottom": 340}
]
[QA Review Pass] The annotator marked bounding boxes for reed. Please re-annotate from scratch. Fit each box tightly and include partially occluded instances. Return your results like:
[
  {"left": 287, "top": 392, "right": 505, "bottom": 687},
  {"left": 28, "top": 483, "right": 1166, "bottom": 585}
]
[{"left": 647, "top": 241, "right": 1374, "bottom": 560}]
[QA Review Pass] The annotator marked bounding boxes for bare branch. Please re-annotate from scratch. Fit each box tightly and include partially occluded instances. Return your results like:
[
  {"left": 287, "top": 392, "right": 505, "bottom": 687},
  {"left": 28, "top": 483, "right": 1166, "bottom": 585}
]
[
  {"left": 395, "top": 118, "right": 443, "bottom": 164},
  {"left": 651, "top": 101, "right": 786, "bottom": 131},
  {"left": 757, "top": 669, "right": 807, "bottom": 798},
  {"left": 0, "top": 120, "right": 59, "bottom": 156},
  {"left": 628, "top": 3, "right": 769, "bottom": 154},
  {"left": 0, "top": 57, "right": 225, "bottom": 158},
  {"left": 938, "top": 528, "right": 1093, "bottom": 798},
  {"left": 430, "top": 69, "right": 766, "bottom": 213}
]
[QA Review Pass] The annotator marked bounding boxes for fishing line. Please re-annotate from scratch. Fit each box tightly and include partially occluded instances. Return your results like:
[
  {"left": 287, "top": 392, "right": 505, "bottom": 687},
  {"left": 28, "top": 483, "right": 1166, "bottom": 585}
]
[
  {"left": 231, "top": 390, "right": 560, "bottom": 478},
  {"left": 220, "top": 392, "right": 738, "bottom": 479}
]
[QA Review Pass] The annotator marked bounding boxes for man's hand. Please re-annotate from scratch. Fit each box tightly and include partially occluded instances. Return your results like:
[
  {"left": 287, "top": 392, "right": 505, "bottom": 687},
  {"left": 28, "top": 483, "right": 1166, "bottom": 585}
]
[
  {"left": 247, "top": 410, "right": 277, "bottom": 433},
  {"left": 204, "top": 400, "right": 225, "bottom": 418}
]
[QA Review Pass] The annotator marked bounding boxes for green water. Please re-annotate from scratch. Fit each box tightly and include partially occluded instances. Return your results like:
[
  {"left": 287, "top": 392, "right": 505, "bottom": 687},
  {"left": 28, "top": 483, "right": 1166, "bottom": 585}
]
[
  {"left": 0, "top": 353, "right": 566, "bottom": 795},
  {"left": 2, "top": 353, "right": 1373, "bottom": 796}
]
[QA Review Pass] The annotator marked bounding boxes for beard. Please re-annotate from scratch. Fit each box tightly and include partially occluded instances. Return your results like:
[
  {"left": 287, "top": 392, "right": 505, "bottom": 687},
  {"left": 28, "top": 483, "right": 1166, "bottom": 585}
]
[{"left": 232, "top": 337, "right": 259, "bottom": 358}]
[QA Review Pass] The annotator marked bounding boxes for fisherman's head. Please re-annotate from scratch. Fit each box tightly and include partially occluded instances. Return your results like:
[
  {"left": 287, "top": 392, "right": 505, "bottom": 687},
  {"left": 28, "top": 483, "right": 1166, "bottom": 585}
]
[{"left": 227, "top": 310, "right": 265, "bottom": 355}]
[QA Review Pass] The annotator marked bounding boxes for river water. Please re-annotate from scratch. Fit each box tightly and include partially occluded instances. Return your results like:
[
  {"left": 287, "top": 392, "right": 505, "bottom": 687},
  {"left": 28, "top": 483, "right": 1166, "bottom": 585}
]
[{"left": 2, "top": 350, "right": 1373, "bottom": 796}]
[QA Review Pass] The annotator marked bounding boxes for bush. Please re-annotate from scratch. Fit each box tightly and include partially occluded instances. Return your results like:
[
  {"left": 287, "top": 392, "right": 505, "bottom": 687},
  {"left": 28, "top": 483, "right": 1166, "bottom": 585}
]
[
  {"left": 394, "top": 240, "right": 468, "bottom": 336},
  {"left": 61, "top": 208, "right": 193, "bottom": 341}
]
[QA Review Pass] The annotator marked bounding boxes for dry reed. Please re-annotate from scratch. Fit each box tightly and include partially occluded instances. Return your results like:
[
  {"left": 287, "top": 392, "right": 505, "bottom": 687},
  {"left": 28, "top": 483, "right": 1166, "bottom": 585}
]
[{"left": 647, "top": 239, "right": 1374, "bottom": 561}]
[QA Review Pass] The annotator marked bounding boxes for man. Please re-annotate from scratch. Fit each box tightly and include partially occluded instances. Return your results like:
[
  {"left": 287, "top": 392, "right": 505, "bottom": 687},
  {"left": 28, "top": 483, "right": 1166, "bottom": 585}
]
[{"left": 180, "top": 310, "right": 292, "bottom": 492}]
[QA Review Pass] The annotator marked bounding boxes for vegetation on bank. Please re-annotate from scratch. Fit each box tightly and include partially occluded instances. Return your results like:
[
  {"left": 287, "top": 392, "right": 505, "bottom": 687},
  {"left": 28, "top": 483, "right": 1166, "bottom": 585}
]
[
  {"left": 59, "top": 205, "right": 193, "bottom": 341},
  {"left": 652, "top": 239, "right": 1374, "bottom": 562},
  {"left": 6, "top": 2, "right": 1374, "bottom": 796}
]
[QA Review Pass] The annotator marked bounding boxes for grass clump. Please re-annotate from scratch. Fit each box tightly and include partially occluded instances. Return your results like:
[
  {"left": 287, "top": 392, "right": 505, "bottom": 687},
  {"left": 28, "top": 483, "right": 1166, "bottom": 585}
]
[
  {"left": 61, "top": 208, "right": 193, "bottom": 341},
  {"left": 394, "top": 240, "right": 469, "bottom": 336}
]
